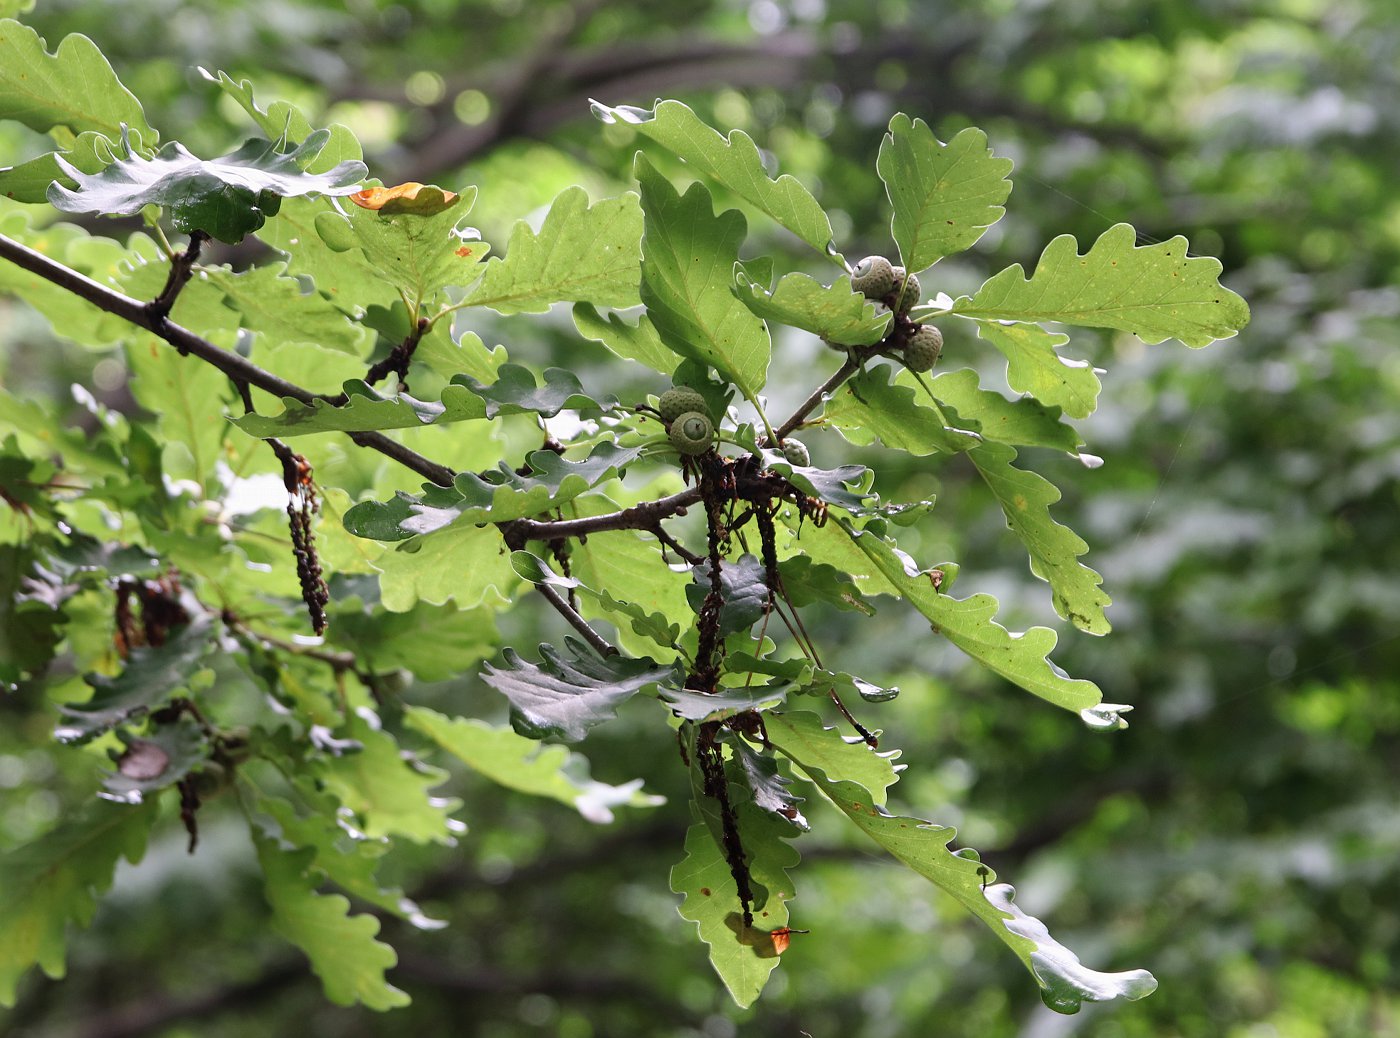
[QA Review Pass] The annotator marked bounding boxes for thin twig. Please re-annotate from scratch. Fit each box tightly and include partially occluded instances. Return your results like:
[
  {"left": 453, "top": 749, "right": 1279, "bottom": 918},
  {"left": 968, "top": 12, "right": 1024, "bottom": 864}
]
[
  {"left": 0, "top": 232, "right": 457, "bottom": 488},
  {"left": 773, "top": 354, "right": 861, "bottom": 442},
  {"left": 146, "top": 230, "right": 208, "bottom": 332},
  {"left": 535, "top": 581, "right": 617, "bottom": 657},
  {"left": 652, "top": 523, "right": 703, "bottom": 565}
]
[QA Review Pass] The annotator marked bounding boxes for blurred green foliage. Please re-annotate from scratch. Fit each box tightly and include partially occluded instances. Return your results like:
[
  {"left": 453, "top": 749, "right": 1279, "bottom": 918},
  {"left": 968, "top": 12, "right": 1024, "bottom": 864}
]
[{"left": 2, "top": 0, "right": 1399, "bottom": 1035}]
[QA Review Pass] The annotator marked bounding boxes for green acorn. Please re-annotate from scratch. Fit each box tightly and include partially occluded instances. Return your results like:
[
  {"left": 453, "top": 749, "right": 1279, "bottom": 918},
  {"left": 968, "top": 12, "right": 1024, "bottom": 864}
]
[
  {"left": 669, "top": 411, "right": 715, "bottom": 455},
  {"left": 658, "top": 386, "right": 710, "bottom": 425},
  {"left": 905, "top": 324, "right": 943, "bottom": 372},
  {"left": 781, "top": 438, "right": 810, "bottom": 466},
  {"left": 851, "top": 255, "right": 896, "bottom": 299},
  {"left": 891, "top": 267, "right": 921, "bottom": 313}
]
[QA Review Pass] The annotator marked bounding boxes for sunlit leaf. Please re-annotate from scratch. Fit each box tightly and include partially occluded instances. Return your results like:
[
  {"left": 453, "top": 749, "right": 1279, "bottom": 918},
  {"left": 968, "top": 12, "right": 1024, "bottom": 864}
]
[
  {"left": 878, "top": 118, "right": 1012, "bottom": 271},
  {"left": 635, "top": 153, "right": 771, "bottom": 397},
  {"left": 672, "top": 802, "right": 800, "bottom": 1008},
  {"left": 405, "top": 706, "right": 663, "bottom": 823},
  {"left": 572, "top": 302, "right": 679, "bottom": 375},
  {"left": 766, "top": 709, "right": 901, "bottom": 805},
  {"left": 970, "top": 441, "right": 1111, "bottom": 635},
  {"left": 462, "top": 186, "right": 643, "bottom": 313},
  {"left": 951, "top": 223, "right": 1250, "bottom": 347},
  {"left": 313, "top": 708, "right": 462, "bottom": 845},
  {"left": 0, "top": 20, "right": 155, "bottom": 141},
  {"left": 792, "top": 761, "right": 1157, "bottom": 1014},
  {"left": 595, "top": 98, "right": 835, "bottom": 257},
  {"left": 974, "top": 320, "right": 1102, "bottom": 419},
  {"left": 825, "top": 365, "right": 983, "bottom": 456},
  {"left": 254, "top": 832, "right": 410, "bottom": 1010},
  {"left": 256, "top": 792, "right": 443, "bottom": 930},
  {"left": 814, "top": 519, "right": 1109, "bottom": 718},
  {"left": 197, "top": 67, "right": 361, "bottom": 173},
  {"left": 733, "top": 269, "right": 890, "bottom": 347}
]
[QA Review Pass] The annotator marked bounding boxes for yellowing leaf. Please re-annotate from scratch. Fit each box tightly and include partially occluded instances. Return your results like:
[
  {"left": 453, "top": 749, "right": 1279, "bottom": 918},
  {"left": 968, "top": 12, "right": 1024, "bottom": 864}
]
[{"left": 349, "top": 182, "right": 460, "bottom": 215}]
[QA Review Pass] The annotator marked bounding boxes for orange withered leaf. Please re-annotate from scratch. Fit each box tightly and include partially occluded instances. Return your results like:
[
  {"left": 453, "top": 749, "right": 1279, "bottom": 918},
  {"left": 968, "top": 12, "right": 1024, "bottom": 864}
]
[{"left": 349, "top": 182, "right": 460, "bottom": 215}]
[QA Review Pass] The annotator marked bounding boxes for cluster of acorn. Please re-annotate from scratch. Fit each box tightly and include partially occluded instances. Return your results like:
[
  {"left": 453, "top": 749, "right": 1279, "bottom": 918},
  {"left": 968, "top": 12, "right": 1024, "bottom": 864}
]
[
  {"left": 656, "top": 387, "right": 810, "bottom": 466},
  {"left": 850, "top": 255, "right": 943, "bottom": 372}
]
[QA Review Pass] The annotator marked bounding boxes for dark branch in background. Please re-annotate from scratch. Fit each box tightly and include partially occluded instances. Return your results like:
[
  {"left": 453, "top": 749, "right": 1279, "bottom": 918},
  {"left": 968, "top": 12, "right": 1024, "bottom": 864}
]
[{"left": 381, "top": 27, "right": 1166, "bottom": 185}]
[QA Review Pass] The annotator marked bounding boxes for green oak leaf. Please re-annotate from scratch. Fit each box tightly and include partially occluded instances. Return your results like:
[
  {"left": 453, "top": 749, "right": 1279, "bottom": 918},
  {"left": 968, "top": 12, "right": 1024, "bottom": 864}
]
[
  {"left": 731, "top": 738, "right": 807, "bottom": 830},
  {"left": 344, "top": 441, "right": 644, "bottom": 539},
  {"left": 878, "top": 118, "right": 1013, "bottom": 272},
  {"left": 56, "top": 619, "right": 216, "bottom": 744},
  {"left": 0, "top": 210, "right": 142, "bottom": 347},
  {"left": 0, "top": 20, "right": 155, "bottom": 142},
  {"left": 658, "top": 683, "right": 790, "bottom": 722},
  {"left": 49, "top": 131, "right": 366, "bottom": 244},
  {"left": 825, "top": 365, "right": 984, "bottom": 456},
  {"left": 951, "top": 222, "right": 1250, "bottom": 347},
  {"left": 414, "top": 322, "right": 506, "bottom": 383},
  {"left": 256, "top": 792, "right": 443, "bottom": 930},
  {"left": 461, "top": 186, "right": 643, "bottom": 313},
  {"left": 259, "top": 197, "right": 399, "bottom": 315},
  {"left": 0, "top": 129, "right": 142, "bottom": 203},
  {"left": 123, "top": 331, "right": 232, "bottom": 486},
  {"left": 765, "top": 709, "right": 901, "bottom": 805},
  {"left": 233, "top": 364, "right": 612, "bottom": 438},
  {"left": 635, "top": 153, "right": 771, "bottom": 398},
  {"left": 974, "top": 320, "right": 1102, "bottom": 420},
  {"left": 723, "top": 653, "right": 901, "bottom": 705},
  {"left": 511, "top": 545, "right": 685, "bottom": 660},
  {"left": 197, "top": 67, "right": 362, "bottom": 174},
  {"left": 455, "top": 363, "right": 618, "bottom": 419},
  {"left": 835, "top": 518, "right": 1112, "bottom": 719},
  {"left": 757, "top": 453, "right": 877, "bottom": 513},
  {"left": 928, "top": 368, "right": 1082, "bottom": 452},
  {"left": 671, "top": 803, "right": 800, "bottom": 1008},
  {"left": 312, "top": 185, "right": 486, "bottom": 311},
  {"left": 405, "top": 706, "right": 663, "bottom": 823},
  {"left": 328, "top": 600, "right": 498, "bottom": 682},
  {"left": 773, "top": 555, "right": 876, "bottom": 616},
  {"left": 0, "top": 544, "right": 66, "bottom": 683},
  {"left": 686, "top": 553, "right": 770, "bottom": 638},
  {"left": 100, "top": 717, "right": 210, "bottom": 803},
  {"left": 313, "top": 709, "right": 463, "bottom": 845},
  {"left": 0, "top": 800, "right": 159, "bottom": 1007},
  {"left": 483, "top": 638, "right": 684, "bottom": 741},
  {"left": 372, "top": 522, "right": 519, "bottom": 613},
  {"left": 572, "top": 302, "right": 679, "bottom": 375},
  {"left": 204, "top": 264, "right": 370, "bottom": 355},
  {"left": 793, "top": 761, "right": 1157, "bottom": 1014},
  {"left": 232, "top": 379, "right": 485, "bottom": 438},
  {"left": 253, "top": 832, "right": 409, "bottom": 1010},
  {"left": 595, "top": 98, "right": 835, "bottom": 258},
  {"left": 733, "top": 269, "right": 890, "bottom": 347},
  {"left": 970, "top": 440, "right": 1111, "bottom": 635}
]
